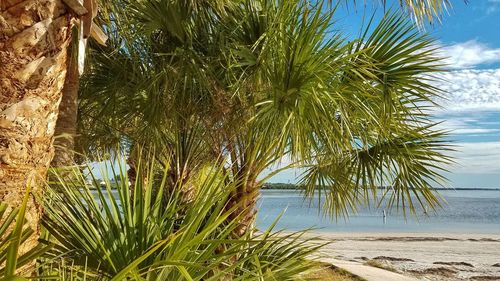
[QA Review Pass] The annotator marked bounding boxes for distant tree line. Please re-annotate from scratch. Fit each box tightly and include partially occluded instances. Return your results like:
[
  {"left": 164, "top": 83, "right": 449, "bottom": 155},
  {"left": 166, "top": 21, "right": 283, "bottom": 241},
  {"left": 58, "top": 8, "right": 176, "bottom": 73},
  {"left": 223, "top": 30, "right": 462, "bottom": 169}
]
[
  {"left": 262, "top": 183, "right": 301, "bottom": 190},
  {"left": 262, "top": 183, "right": 500, "bottom": 191}
]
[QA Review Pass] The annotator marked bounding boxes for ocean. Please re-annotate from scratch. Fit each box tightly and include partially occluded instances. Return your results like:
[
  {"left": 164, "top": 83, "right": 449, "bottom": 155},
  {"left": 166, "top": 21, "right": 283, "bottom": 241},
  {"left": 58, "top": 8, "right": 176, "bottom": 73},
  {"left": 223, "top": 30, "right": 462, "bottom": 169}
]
[{"left": 256, "top": 189, "right": 500, "bottom": 234}]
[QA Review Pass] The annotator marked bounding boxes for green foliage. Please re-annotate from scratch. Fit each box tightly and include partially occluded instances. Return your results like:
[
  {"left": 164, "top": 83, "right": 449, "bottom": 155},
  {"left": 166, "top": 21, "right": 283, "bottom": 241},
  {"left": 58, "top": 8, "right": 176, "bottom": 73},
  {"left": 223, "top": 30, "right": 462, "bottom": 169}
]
[
  {"left": 41, "top": 156, "right": 321, "bottom": 280},
  {"left": 0, "top": 188, "right": 51, "bottom": 280},
  {"left": 79, "top": 0, "right": 453, "bottom": 219},
  {"left": 342, "top": 0, "right": 453, "bottom": 25},
  {"left": 234, "top": 229, "right": 323, "bottom": 280},
  {"left": 0, "top": 0, "right": 459, "bottom": 279},
  {"left": 393, "top": 0, "right": 452, "bottom": 25}
]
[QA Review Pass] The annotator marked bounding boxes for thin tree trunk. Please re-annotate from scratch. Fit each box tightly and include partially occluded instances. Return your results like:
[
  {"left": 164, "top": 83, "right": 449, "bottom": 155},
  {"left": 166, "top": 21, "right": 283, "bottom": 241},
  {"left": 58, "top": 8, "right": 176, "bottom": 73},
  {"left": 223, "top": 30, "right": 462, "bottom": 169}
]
[
  {"left": 127, "top": 151, "right": 137, "bottom": 191},
  {"left": 219, "top": 176, "right": 259, "bottom": 280},
  {"left": 51, "top": 43, "right": 79, "bottom": 167},
  {"left": 227, "top": 178, "right": 259, "bottom": 237},
  {"left": 0, "top": 0, "right": 74, "bottom": 260}
]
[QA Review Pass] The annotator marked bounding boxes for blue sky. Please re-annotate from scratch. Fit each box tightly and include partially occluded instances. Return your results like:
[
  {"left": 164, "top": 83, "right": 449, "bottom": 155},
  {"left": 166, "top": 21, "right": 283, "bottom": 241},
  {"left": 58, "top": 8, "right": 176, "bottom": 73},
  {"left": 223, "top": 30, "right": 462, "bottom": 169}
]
[{"left": 270, "top": 1, "right": 500, "bottom": 188}]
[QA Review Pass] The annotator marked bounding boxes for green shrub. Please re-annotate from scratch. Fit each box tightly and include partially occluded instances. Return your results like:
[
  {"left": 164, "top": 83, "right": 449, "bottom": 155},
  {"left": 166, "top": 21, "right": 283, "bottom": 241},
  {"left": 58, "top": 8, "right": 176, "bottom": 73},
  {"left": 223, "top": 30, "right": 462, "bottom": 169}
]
[
  {"left": 41, "top": 157, "right": 322, "bottom": 280},
  {"left": 0, "top": 187, "right": 50, "bottom": 280}
]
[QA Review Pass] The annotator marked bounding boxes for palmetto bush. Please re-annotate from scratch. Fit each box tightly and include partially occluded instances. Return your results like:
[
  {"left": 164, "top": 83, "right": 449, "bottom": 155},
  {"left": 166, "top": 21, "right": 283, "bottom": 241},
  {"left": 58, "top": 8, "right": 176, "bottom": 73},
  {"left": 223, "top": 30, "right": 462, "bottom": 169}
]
[
  {"left": 0, "top": 188, "right": 50, "bottom": 280},
  {"left": 40, "top": 156, "right": 322, "bottom": 280}
]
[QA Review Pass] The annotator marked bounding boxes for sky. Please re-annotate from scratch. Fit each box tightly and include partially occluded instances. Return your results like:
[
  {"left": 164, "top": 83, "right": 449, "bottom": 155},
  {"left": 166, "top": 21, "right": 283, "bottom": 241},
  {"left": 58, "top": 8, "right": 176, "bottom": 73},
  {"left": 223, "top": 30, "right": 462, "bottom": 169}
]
[
  {"left": 425, "top": 1, "right": 500, "bottom": 188},
  {"left": 270, "top": 0, "right": 500, "bottom": 188}
]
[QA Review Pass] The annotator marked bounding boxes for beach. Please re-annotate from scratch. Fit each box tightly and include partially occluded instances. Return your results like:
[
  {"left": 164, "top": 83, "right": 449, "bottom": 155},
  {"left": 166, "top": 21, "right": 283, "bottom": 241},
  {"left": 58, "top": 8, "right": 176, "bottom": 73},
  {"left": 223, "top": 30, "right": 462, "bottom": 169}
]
[
  {"left": 257, "top": 190, "right": 500, "bottom": 279},
  {"left": 314, "top": 232, "right": 500, "bottom": 280}
]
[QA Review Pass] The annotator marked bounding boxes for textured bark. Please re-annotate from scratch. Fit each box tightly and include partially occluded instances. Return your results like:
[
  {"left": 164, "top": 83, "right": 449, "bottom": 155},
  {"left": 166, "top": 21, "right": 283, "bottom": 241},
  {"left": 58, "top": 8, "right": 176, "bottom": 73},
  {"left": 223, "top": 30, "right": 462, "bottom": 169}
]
[
  {"left": 227, "top": 178, "right": 259, "bottom": 237},
  {"left": 127, "top": 153, "right": 137, "bottom": 191},
  {"left": 219, "top": 177, "right": 259, "bottom": 280},
  {"left": 0, "top": 0, "right": 74, "bottom": 261},
  {"left": 51, "top": 44, "right": 79, "bottom": 167}
]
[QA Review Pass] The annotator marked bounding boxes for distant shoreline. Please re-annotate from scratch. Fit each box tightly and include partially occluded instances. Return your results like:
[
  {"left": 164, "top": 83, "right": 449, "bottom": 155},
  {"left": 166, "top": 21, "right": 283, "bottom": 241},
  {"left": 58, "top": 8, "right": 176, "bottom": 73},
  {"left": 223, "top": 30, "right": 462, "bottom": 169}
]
[
  {"left": 262, "top": 183, "right": 500, "bottom": 191},
  {"left": 88, "top": 181, "right": 500, "bottom": 191}
]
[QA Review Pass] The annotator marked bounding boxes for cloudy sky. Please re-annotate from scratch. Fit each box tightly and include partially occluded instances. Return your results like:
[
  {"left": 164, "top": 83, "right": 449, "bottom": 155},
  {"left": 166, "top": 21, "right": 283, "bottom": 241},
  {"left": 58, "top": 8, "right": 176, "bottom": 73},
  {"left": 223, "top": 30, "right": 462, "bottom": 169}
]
[
  {"left": 270, "top": 1, "right": 500, "bottom": 188},
  {"left": 414, "top": 1, "right": 500, "bottom": 188}
]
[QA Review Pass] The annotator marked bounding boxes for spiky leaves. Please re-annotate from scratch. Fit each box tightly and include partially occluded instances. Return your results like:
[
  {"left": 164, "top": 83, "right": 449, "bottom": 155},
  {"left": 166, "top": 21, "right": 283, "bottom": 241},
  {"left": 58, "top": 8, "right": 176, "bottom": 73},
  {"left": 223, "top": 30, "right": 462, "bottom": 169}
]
[
  {"left": 41, "top": 156, "right": 321, "bottom": 280},
  {"left": 230, "top": 4, "right": 453, "bottom": 217},
  {"left": 294, "top": 12, "right": 453, "bottom": 217},
  {"left": 80, "top": 0, "right": 453, "bottom": 221},
  {"left": 342, "top": 0, "right": 453, "bottom": 25},
  {"left": 0, "top": 190, "right": 51, "bottom": 278}
]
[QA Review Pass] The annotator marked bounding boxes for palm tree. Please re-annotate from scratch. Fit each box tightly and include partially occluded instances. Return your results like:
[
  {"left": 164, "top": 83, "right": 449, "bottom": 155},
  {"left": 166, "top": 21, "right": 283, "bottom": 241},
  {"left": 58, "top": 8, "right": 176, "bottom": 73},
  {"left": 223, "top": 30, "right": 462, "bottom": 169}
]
[
  {"left": 51, "top": 44, "right": 81, "bottom": 168},
  {"left": 0, "top": 0, "right": 456, "bottom": 275},
  {"left": 78, "top": 0, "right": 453, "bottom": 238},
  {"left": 0, "top": 0, "right": 106, "bottom": 256},
  {"left": 0, "top": 0, "right": 77, "bottom": 252}
]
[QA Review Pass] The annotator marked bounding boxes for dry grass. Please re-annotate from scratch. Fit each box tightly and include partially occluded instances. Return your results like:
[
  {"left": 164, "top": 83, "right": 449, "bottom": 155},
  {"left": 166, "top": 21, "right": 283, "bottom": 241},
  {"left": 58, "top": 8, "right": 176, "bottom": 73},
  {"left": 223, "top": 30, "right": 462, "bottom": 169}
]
[
  {"left": 408, "top": 266, "right": 457, "bottom": 278},
  {"left": 364, "top": 260, "right": 400, "bottom": 273},
  {"left": 308, "top": 262, "right": 366, "bottom": 281}
]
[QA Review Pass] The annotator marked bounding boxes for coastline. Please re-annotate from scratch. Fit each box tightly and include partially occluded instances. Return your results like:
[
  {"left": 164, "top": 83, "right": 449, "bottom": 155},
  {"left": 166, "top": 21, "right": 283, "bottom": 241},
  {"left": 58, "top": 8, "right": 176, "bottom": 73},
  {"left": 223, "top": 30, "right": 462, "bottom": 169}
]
[
  {"left": 261, "top": 184, "right": 500, "bottom": 191},
  {"left": 311, "top": 232, "right": 500, "bottom": 280}
]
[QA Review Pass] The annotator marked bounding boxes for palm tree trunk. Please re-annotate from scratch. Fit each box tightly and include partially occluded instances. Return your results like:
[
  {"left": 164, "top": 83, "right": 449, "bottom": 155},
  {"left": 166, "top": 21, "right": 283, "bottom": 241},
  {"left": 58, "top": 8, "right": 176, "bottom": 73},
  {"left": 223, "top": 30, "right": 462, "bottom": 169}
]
[
  {"left": 227, "top": 177, "right": 259, "bottom": 237},
  {"left": 51, "top": 44, "right": 79, "bottom": 167},
  {"left": 0, "top": 0, "right": 74, "bottom": 254}
]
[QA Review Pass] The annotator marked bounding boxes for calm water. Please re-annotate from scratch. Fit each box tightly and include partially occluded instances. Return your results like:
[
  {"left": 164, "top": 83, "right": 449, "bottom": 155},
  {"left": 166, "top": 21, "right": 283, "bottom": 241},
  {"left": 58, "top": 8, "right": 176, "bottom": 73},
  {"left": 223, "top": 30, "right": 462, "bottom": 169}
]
[{"left": 256, "top": 189, "right": 500, "bottom": 234}]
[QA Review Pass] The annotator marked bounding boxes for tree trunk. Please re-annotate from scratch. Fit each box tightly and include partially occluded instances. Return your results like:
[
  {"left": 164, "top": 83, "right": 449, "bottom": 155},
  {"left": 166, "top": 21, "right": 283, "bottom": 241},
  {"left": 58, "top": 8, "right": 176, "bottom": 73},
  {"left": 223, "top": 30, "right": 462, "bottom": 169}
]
[
  {"left": 227, "top": 178, "right": 259, "bottom": 237},
  {"left": 51, "top": 42, "right": 79, "bottom": 167},
  {"left": 0, "top": 0, "right": 74, "bottom": 258}
]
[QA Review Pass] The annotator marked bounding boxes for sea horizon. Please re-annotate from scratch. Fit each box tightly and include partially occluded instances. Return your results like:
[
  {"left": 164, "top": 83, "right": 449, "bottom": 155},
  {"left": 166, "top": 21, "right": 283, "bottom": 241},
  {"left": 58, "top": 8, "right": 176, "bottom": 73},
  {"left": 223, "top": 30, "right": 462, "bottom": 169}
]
[
  {"left": 262, "top": 182, "right": 500, "bottom": 191},
  {"left": 256, "top": 189, "right": 500, "bottom": 235}
]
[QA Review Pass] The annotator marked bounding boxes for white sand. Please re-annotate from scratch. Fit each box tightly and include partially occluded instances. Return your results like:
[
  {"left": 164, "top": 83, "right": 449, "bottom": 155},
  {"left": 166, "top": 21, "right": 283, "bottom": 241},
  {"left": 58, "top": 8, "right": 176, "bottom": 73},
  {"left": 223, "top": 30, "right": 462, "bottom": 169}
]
[
  {"left": 311, "top": 232, "right": 500, "bottom": 280},
  {"left": 327, "top": 258, "right": 419, "bottom": 281}
]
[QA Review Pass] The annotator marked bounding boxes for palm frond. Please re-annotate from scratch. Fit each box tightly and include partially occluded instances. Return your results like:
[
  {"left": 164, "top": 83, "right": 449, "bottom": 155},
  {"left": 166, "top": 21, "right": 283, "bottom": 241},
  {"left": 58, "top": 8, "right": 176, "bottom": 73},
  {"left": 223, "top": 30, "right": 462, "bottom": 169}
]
[
  {"left": 42, "top": 153, "right": 321, "bottom": 280},
  {"left": 79, "top": 0, "right": 453, "bottom": 221}
]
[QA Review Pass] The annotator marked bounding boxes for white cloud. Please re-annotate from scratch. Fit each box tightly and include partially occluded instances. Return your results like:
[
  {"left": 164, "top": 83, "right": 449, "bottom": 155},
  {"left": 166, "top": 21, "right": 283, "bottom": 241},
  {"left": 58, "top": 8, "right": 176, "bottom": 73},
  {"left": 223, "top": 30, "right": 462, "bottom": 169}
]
[
  {"left": 479, "top": 121, "right": 500, "bottom": 125},
  {"left": 449, "top": 142, "right": 500, "bottom": 174},
  {"left": 487, "top": 6, "right": 498, "bottom": 14},
  {"left": 487, "top": 0, "right": 500, "bottom": 14},
  {"left": 434, "top": 116, "right": 500, "bottom": 138},
  {"left": 452, "top": 128, "right": 500, "bottom": 134},
  {"left": 434, "top": 69, "right": 500, "bottom": 112},
  {"left": 440, "top": 40, "right": 500, "bottom": 69}
]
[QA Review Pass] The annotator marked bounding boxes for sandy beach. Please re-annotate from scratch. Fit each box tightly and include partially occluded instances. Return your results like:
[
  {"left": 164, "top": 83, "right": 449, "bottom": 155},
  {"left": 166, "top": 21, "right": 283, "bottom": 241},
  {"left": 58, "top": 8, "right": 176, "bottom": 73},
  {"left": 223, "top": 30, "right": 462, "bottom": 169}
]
[{"left": 313, "top": 232, "right": 500, "bottom": 280}]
